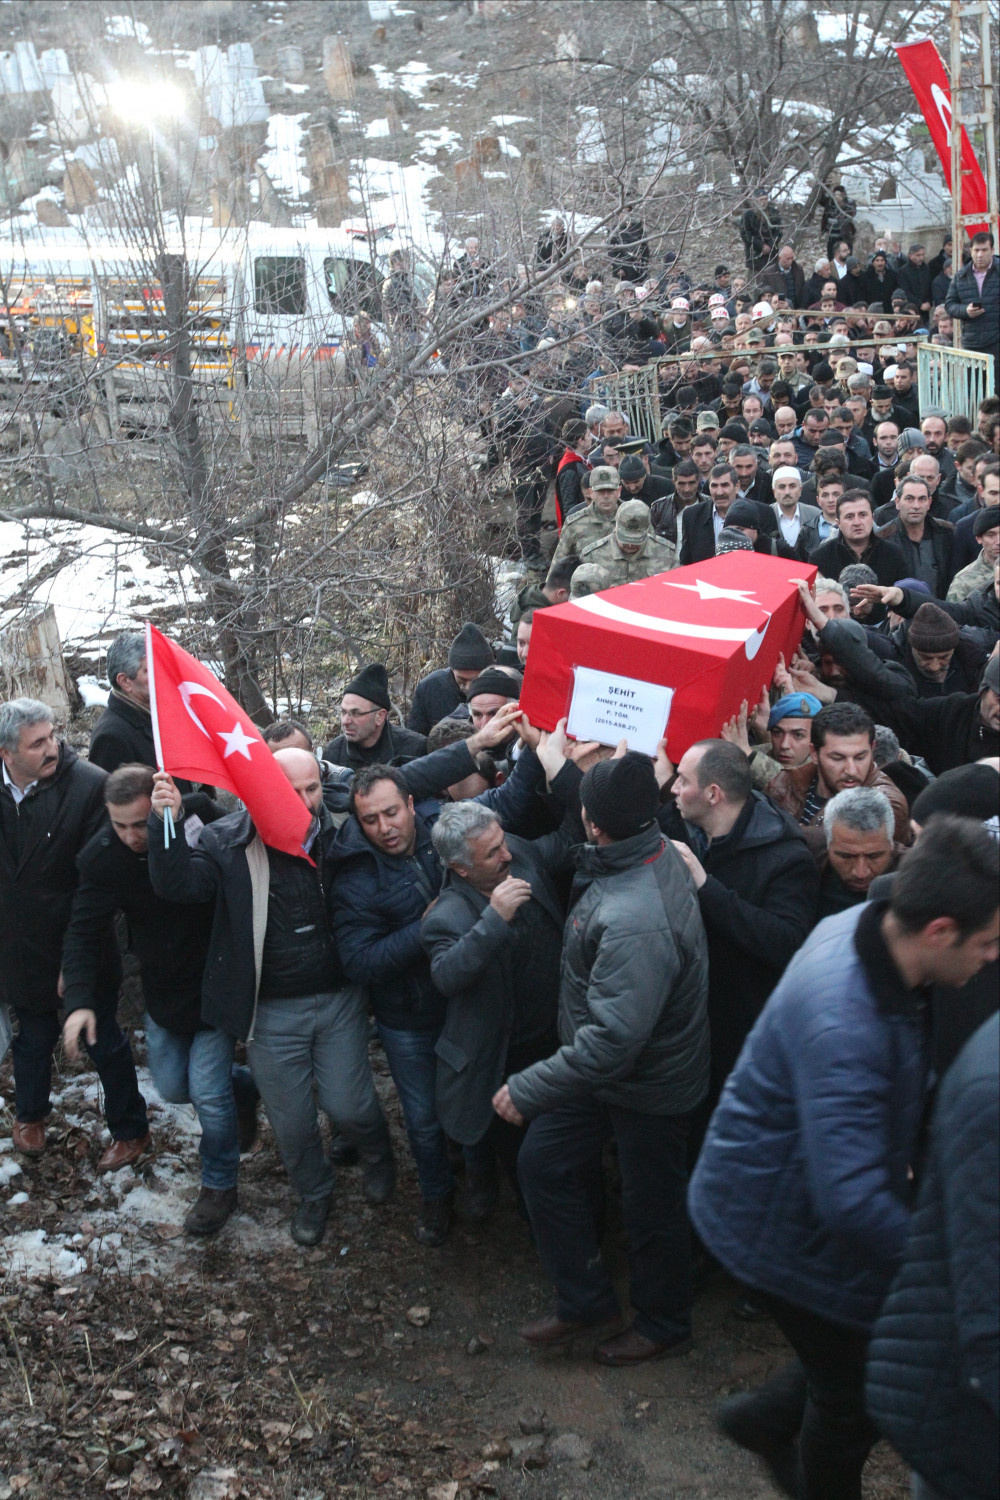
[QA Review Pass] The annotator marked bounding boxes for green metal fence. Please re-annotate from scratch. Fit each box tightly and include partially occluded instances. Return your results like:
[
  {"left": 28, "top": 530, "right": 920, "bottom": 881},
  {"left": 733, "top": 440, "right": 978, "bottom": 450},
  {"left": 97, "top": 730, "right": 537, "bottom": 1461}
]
[
  {"left": 591, "top": 364, "right": 661, "bottom": 441},
  {"left": 917, "top": 343, "right": 995, "bottom": 420}
]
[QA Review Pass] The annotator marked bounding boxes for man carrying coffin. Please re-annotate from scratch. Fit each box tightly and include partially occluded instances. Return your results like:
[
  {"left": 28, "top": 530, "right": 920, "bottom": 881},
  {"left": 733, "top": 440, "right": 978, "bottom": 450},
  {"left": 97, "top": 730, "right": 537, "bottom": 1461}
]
[{"left": 494, "top": 753, "right": 710, "bottom": 1366}]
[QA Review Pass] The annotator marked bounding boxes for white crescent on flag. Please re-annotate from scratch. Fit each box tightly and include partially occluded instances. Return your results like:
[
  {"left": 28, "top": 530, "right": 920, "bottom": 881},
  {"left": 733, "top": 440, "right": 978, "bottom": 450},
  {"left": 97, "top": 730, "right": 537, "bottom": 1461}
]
[
  {"left": 571, "top": 593, "right": 771, "bottom": 659},
  {"left": 178, "top": 680, "right": 227, "bottom": 739}
]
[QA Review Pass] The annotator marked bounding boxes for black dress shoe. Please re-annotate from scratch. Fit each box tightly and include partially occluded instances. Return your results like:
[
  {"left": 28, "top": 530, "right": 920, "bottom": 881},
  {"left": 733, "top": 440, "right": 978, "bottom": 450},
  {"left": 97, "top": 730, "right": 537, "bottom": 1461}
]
[
  {"left": 184, "top": 1186, "right": 238, "bottom": 1236},
  {"left": 291, "top": 1196, "right": 330, "bottom": 1246},
  {"left": 462, "top": 1168, "right": 499, "bottom": 1223},
  {"left": 415, "top": 1192, "right": 453, "bottom": 1247},
  {"left": 329, "top": 1130, "right": 359, "bottom": 1167},
  {"left": 362, "top": 1153, "right": 396, "bottom": 1206}
]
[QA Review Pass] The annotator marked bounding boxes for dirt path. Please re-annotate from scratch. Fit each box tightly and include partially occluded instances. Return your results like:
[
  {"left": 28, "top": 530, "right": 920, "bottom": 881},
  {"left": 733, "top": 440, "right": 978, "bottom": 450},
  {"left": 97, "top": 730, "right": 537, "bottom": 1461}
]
[{"left": 1, "top": 1039, "right": 910, "bottom": 1500}]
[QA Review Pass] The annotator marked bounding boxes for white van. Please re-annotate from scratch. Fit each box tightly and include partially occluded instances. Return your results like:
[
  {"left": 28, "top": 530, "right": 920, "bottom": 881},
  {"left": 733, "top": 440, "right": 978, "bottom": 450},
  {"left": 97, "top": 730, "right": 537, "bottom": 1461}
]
[{"left": 0, "top": 223, "right": 426, "bottom": 397}]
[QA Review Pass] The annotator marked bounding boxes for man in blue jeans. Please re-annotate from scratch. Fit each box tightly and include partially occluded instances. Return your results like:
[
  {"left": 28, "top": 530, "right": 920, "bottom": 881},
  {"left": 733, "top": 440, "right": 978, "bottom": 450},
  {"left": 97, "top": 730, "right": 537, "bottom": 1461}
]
[
  {"left": 328, "top": 710, "right": 556, "bottom": 1247},
  {"left": 62, "top": 764, "right": 257, "bottom": 1235}
]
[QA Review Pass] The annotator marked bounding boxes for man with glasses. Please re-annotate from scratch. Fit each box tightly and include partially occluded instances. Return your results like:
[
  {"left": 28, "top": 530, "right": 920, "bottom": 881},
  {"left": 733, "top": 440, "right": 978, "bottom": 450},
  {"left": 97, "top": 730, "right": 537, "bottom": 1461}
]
[{"left": 323, "top": 664, "right": 427, "bottom": 771}]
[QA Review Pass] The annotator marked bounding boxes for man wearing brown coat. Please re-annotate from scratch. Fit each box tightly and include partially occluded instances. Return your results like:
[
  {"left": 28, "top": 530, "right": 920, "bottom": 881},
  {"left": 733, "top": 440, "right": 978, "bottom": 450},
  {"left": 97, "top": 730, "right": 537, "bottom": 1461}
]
[{"left": 766, "top": 702, "right": 911, "bottom": 857}]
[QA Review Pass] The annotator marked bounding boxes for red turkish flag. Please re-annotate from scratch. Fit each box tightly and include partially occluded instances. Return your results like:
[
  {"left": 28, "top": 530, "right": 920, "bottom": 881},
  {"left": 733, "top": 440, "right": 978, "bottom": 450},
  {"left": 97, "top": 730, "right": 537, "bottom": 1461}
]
[
  {"left": 145, "top": 624, "right": 312, "bottom": 860},
  {"left": 518, "top": 553, "right": 814, "bottom": 762},
  {"left": 894, "top": 39, "right": 992, "bottom": 237}
]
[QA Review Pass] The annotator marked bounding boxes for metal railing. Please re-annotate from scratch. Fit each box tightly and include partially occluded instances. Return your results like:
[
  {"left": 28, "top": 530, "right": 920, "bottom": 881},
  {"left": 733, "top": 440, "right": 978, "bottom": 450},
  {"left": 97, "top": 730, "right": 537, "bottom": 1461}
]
[
  {"left": 917, "top": 342, "right": 995, "bottom": 419},
  {"left": 591, "top": 364, "right": 661, "bottom": 440}
]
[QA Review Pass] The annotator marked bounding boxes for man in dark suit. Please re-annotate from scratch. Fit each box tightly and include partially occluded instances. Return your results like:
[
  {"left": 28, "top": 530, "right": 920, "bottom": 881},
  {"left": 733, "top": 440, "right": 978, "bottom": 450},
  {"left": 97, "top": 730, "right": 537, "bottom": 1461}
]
[{"left": 680, "top": 464, "right": 758, "bottom": 565}]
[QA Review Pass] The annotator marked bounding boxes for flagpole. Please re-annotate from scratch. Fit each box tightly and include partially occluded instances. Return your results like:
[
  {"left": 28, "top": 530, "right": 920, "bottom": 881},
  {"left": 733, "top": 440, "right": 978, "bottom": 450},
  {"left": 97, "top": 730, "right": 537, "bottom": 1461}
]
[{"left": 144, "top": 621, "right": 174, "bottom": 847}]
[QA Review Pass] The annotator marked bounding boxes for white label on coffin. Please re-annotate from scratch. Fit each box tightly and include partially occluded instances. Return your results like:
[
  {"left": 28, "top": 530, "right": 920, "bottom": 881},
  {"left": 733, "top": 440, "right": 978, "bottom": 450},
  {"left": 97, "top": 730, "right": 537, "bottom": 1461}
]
[{"left": 567, "top": 666, "right": 674, "bottom": 756}]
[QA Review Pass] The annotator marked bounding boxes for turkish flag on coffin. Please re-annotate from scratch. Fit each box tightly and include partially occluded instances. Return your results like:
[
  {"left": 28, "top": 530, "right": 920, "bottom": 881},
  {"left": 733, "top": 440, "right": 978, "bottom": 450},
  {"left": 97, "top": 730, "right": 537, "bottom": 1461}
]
[
  {"left": 518, "top": 553, "right": 815, "bottom": 762},
  {"left": 145, "top": 624, "right": 312, "bottom": 860}
]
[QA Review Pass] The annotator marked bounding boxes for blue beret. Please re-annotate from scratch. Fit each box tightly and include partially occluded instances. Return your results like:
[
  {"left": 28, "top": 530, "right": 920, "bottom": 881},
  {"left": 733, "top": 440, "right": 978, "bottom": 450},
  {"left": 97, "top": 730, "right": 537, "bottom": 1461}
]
[{"left": 768, "top": 692, "right": 824, "bottom": 729}]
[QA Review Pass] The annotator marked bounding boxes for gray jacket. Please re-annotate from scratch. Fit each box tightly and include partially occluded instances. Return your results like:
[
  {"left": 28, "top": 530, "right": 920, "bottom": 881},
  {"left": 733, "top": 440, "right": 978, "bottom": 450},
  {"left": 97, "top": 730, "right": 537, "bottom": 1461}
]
[
  {"left": 507, "top": 824, "right": 710, "bottom": 1119},
  {"left": 421, "top": 828, "right": 569, "bottom": 1145}
]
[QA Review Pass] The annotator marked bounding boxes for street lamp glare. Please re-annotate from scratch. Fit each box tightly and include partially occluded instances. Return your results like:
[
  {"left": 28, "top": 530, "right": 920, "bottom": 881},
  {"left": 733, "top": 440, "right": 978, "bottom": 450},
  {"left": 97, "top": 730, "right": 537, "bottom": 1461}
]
[{"left": 114, "top": 79, "right": 185, "bottom": 123}]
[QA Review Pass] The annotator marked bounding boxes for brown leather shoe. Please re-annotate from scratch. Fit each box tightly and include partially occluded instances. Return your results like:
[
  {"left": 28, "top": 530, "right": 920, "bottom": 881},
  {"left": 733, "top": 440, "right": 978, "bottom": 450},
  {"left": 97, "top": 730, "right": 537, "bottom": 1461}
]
[
  {"left": 593, "top": 1324, "right": 693, "bottom": 1366},
  {"left": 520, "top": 1310, "right": 622, "bottom": 1349},
  {"left": 13, "top": 1120, "right": 46, "bottom": 1157},
  {"left": 97, "top": 1132, "right": 151, "bottom": 1172}
]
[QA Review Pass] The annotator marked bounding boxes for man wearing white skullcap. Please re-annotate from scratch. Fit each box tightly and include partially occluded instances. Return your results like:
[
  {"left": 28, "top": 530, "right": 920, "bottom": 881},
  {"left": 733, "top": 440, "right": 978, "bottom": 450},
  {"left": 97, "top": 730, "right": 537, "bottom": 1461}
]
[{"left": 770, "top": 465, "right": 820, "bottom": 550}]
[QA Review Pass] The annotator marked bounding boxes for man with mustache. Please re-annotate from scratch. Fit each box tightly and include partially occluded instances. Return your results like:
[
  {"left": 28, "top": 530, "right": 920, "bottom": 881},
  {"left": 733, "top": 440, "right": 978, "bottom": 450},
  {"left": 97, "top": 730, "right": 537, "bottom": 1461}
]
[{"left": 0, "top": 698, "right": 148, "bottom": 1165}]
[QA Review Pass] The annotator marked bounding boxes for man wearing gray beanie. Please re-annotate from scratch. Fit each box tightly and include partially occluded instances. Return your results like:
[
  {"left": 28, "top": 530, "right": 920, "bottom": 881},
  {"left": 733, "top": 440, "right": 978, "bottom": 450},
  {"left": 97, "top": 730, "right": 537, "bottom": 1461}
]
[
  {"left": 494, "top": 750, "right": 711, "bottom": 1366},
  {"left": 406, "top": 623, "right": 495, "bottom": 736}
]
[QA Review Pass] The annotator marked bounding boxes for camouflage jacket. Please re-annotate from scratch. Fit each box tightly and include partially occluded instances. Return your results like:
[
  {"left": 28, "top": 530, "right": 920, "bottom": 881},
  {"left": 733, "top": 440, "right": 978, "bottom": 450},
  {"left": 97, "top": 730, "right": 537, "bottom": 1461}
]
[{"left": 579, "top": 531, "right": 679, "bottom": 583}]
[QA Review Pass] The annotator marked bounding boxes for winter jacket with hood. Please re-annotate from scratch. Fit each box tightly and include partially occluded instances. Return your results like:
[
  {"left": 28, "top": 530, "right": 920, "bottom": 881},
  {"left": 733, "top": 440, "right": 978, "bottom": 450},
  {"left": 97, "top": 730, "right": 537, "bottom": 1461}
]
[
  {"left": 867, "top": 1013, "right": 998, "bottom": 1500},
  {"left": 506, "top": 823, "right": 710, "bottom": 1120},
  {"left": 0, "top": 742, "right": 118, "bottom": 1015},
  {"left": 689, "top": 901, "right": 932, "bottom": 1331}
]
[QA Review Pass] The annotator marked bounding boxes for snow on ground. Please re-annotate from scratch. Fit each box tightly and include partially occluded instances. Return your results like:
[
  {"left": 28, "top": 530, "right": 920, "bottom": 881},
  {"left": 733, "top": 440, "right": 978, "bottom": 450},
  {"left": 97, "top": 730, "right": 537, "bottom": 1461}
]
[
  {"left": 0, "top": 518, "right": 198, "bottom": 651},
  {"left": 261, "top": 111, "right": 309, "bottom": 201},
  {"left": 0, "top": 1066, "right": 290, "bottom": 1286},
  {"left": 348, "top": 156, "right": 444, "bottom": 258}
]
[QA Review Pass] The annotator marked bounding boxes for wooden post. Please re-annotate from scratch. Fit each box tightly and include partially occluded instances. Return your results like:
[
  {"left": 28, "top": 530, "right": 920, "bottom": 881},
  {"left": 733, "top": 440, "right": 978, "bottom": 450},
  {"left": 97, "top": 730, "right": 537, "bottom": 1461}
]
[{"left": 0, "top": 603, "right": 80, "bottom": 718}]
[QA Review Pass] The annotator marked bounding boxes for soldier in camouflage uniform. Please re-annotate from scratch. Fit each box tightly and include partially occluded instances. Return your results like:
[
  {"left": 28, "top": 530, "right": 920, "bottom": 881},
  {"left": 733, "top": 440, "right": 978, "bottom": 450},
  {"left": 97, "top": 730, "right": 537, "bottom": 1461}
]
[
  {"left": 549, "top": 466, "right": 621, "bottom": 569},
  {"left": 570, "top": 563, "right": 612, "bottom": 599},
  {"left": 946, "top": 506, "right": 999, "bottom": 602},
  {"left": 579, "top": 499, "right": 678, "bottom": 583}
]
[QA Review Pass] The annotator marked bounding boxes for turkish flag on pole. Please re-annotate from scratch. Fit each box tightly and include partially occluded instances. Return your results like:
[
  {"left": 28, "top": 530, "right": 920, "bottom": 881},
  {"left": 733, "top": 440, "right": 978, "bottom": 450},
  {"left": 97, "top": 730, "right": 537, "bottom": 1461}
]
[
  {"left": 145, "top": 624, "right": 312, "bottom": 860},
  {"left": 894, "top": 39, "right": 991, "bottom": 236}
]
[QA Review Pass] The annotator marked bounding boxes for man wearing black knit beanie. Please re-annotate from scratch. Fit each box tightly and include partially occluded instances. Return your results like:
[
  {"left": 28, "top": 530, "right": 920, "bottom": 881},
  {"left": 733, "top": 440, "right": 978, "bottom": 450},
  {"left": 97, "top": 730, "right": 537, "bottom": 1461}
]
[{"left": 494, "top": 750, "right": 711, "bottom": 1365}]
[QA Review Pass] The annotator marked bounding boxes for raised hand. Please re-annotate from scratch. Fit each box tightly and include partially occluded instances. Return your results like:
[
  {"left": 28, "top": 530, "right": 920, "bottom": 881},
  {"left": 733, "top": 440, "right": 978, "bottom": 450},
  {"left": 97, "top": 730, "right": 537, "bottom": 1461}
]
[
  {"left": 721, "top": 700, "right": 751, "bottom": 755},
  {"left": 652, "top": 737, "right": 675, "bottom": 790},
  {"left": 469, "top": 701, "right": 521, "bottom": 751},
  {"left": 489, "top": 875, "right": 533, "bottom": 921},
  {"left": 151, "top": 770, "right": 183, "bottom": 822}
]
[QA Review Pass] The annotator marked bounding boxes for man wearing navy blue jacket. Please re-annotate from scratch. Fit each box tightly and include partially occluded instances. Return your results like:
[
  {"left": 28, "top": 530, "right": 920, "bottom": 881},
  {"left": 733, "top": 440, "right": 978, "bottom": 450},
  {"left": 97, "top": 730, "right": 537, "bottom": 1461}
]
[{"left": 689, "top": 818, "right": 999, "bottom": 1499}]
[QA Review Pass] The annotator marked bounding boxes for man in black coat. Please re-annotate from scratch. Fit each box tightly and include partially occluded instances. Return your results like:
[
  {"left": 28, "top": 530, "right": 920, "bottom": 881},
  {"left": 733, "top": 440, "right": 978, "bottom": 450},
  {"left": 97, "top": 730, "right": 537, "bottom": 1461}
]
[
  {"left": 148, "top": 747, "right": 396, "bottom": 1249},
  {"left": 0, "top": 699, "right": 148, "bottom": 1166},
  {"left": 862, "top": 250, "right": 898, "bottom": 305},
  {"left": 809, "top": 491, "right": 908, "bottom": 587},
  {"left": 663, "top": 740, "right": 819, "bottom": 1106},
  {"left": 740, "top": 192, "right": 782, "bottom": 277},
  {"left": 323, "top": 662, "right": 427, "bottom": 769},
  {"left": 874, "top": 476, "right": 955, "bottom": 598},
  {"left": 887, "top": 655, "right": 1000, "bottom": 774},
  {"left": 89, "top": 632, "right": 195, "bottom": 793},
  {"left": 895, "top": 244, "right": 934, "bottom": 318},
  {"left": 61, "top": 764, "right": 252, "bottom": 1236},
  {"left": 406, "top": 623, "right": 494, "bottom": 736},
  {"left": 679, "top": 463, "right": 776, "bottom": 566},
  {"left": 945, "top": 232, "right": 1000, "bottom": 387}
]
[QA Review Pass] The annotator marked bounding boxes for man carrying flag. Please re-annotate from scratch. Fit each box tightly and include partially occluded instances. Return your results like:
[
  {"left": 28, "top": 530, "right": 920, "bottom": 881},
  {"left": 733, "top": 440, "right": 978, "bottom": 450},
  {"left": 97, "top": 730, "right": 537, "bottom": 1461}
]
[{"left": 142, "top": 627, "right": 395, "bottom": 1247}]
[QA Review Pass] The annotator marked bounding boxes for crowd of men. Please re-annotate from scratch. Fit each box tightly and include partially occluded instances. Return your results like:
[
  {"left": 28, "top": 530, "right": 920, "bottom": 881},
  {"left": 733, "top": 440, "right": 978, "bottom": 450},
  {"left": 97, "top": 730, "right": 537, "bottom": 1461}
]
[{"left": 2, "top": 212, "right": 999, "bottom": 1500}]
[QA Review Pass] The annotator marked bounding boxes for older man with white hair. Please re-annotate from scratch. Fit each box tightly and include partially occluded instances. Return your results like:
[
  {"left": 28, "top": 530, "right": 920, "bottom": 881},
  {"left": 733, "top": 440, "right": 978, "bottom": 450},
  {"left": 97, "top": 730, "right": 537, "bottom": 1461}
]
[
  {"left": 770, "top": 465, "right": 821, "bottom": 553},
  {"left": 817, "top": 786, "right": 899, "bottom": 918}
]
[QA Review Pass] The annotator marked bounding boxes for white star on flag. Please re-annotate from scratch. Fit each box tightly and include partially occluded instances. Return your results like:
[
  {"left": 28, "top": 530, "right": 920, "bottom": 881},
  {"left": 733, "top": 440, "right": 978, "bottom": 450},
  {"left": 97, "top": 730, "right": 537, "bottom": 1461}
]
[
  {"left": 663, "top": 578, "right": 760, "bottom": 604},
  {"left": 217, "top": 720, "right": 258, "bottom": 759}
]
